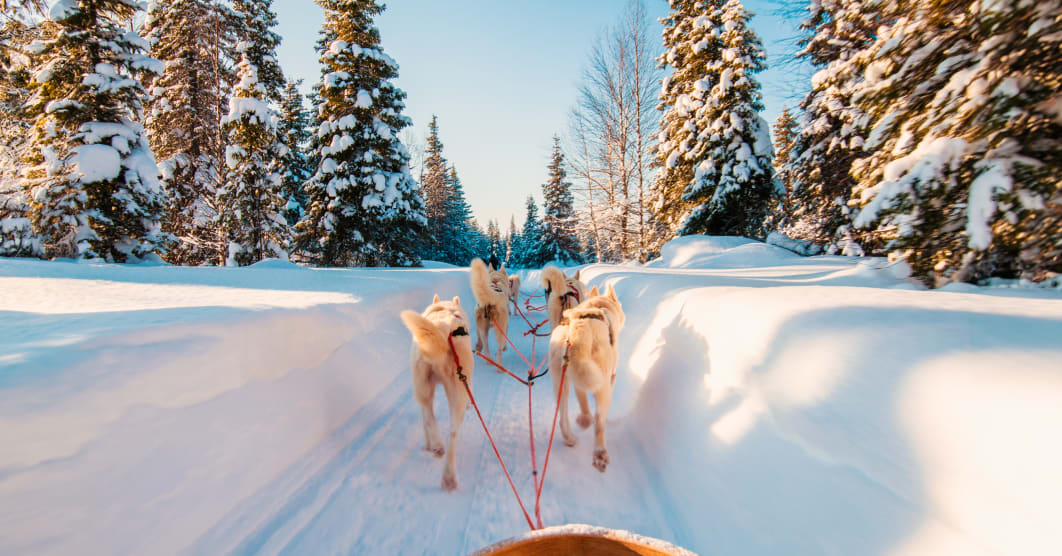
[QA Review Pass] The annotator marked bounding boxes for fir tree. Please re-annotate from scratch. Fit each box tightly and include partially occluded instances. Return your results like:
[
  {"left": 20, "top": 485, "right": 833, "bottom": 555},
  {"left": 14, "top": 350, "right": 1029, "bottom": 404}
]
[
  {"left": 486, "top": 218, "right": 501, "bottom": 264},
  {"left": 277, "top": 79, "right": 312, "bottom": 225},
  {"left": 1, "top": 17, "right": 46, "bottom": 256},
  {"left": 144, "top": 0, "right": 237, "bottom": 265},
  {"left": 22, "top": 0, "right": 166, "bottom": 261},
  {"left": 504, "top": 215, "right": 517, "bottom": 267},
  {"left": 218, "top": 0, "right": 288, "bottom": 266},
  {"left": 516, "top": 195, "right": 545, "bottom": 268},
  {"left": 444, "top": 164, "right": 476, "bottom": 264},
  {"left": 772, "top": 106, "right": 798, "bottom": 216},
  {"left": 297, "top": 0, "right": 425, "bottom": 267},
  {"left": 654, "top": 0, "right": 775, "bottom": 240},
  {"left": 787, "top": 0, "right": 878, "bottom": 250},
  {"left": 418, "top": 114, "right": 449, "bottom": 261},
  {"left": 849, "top": 0, "right": 1062, "bottom": 285},
  {"left": 540, "top": 136, "right": 582, "bottom": 263}
]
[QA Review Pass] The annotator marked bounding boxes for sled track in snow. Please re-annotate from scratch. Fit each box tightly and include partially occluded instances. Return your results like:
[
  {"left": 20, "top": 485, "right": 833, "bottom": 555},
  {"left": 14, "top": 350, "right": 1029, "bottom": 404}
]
[{"left": 185, "top": 300, "right": 680, "bottom": 555}]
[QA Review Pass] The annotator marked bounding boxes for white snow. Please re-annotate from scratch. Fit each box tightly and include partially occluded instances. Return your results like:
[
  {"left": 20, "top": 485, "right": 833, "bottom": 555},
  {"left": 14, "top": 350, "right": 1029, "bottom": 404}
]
[
  {"left": 1, "top": 237, "right": 1060, "bottom": 555},
  {"left": 70, "top": 144, "right": 122, "bottom": 184}
]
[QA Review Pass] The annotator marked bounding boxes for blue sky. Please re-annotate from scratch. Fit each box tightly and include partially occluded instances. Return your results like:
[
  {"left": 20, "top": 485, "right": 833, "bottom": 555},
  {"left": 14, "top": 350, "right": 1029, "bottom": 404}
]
[{"left": 274, "top": 1, "right": 807, "bottom": 229}]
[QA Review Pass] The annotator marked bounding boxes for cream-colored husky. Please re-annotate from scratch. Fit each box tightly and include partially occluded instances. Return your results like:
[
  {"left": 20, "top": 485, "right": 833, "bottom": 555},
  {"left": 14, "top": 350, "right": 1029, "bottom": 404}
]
[
  {"left": 547, "top": 284, "right": 625, "bottom": 472},
  {"left": 469, "top": 258, "right": 511, "bottom": 363},
  {"left": 541, "top": 265, "right": 587, "bottom": 332},
  {"left": 399, "top": 295, "right": 474, "bottom": 491},
  {"left": 507, "top": 274, "right": 521, "bottom": 315}
]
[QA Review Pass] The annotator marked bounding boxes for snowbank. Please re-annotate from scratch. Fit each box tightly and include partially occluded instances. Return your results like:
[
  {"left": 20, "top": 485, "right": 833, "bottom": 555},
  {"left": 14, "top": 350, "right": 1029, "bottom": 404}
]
[{"left": 2, "top": 237, "right": 1060, "bottom": 555}]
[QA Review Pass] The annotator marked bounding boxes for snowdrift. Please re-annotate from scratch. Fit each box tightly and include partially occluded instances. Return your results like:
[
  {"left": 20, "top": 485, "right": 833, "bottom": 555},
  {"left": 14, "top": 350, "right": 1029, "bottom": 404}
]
[{"left": 1, "top": 238, "right": 1060, "bottom": 555}]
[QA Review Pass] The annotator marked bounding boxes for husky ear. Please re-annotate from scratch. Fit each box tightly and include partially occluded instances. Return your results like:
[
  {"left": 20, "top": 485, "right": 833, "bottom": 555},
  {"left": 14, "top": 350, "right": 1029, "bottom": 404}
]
[
  {"left": 501, "top": 265, "right": 507, "bottom": 275},
  {"left": 590, "top": 285, "right": 600, "bottom": 297},
  {"left": 607, "top": 283, "right": 617, "bottom": 300},
  {"left": 488, "top": 263, "right": 494, "bottom": 272},
  {"left": 574, "top": 269, "right": 581, "bottom": 280},
  {"left": 432, "top": 294, "right": 440, "bottom": 304},
  {"left": 452, "top": 296, "right": 460, "bottom": 306}
]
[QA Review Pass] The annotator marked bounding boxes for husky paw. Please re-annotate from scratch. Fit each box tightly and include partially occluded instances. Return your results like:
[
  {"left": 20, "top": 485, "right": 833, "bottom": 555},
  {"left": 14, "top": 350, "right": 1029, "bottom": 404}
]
[
  {"left": 593, "top": 449, "right": 610, "bottom": 472},
  {"left": 429, "top": 444, "right": 445, "bottom": 458},
  {"left": 441, "top": 472, "right": 458, "bottom": 492},
  {"left": 474, "top": 340, "right": 483, "bottom": 353},
  {"left": 576, "top": 413, "right": 592, "bottom": 429},
  {"left": 563, "top": 433, "right": 578, "bottom": 448}
]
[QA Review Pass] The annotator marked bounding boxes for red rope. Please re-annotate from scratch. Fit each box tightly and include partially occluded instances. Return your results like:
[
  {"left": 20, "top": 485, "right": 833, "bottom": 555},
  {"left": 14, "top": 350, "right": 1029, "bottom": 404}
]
[
  {"left": 447, "top": 332, "right": 536, "bottom": 531},
  {"left": 534, "top": 342, "right": 568, "bottom": 526},
  {"left": 475, "top": 351, "right": 528, "bottom": 385},
  {"left": 445, "top": 288, "right": 568, "bottom": 531}
]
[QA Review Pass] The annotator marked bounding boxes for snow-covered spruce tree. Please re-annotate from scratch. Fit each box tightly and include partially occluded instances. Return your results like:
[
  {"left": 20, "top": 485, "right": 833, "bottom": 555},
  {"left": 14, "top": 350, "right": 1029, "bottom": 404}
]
[
  {"left": 297, "top": 0, "right": 424, "bottom": 267},
  {"left": 144, "top": 0, "right": 237, "bottom": 265},
  {"left": 485, "top": 218, "right": 501, "bottom": 264},
  {"left": 654, "top": 0, "right": 775, "bottom": 239},
  {"left": 22, "top": 0, "right": 166, "bottom": 261},
  {"left": 541, "top": 136, "right": 582, "bottom": 263},
  {"left": 1, "top": 17, "right": 47, "bottom": 256},
  {"left": 786, "top": 0, "right": 878, "bottom": 251},
  {"left": 218, "top": 47, "right": 288, "bottom": 265},
  {"left": 849, "top": 0, "right": 1062, "bottom": 285},
  {"left": 277, "top": 79, "right": 312, "bottom": 225},
  {"left": 772, "top": 105, "right": 798, "bottom": 216},
  {"left": 504, "top": 215, "right": 516, "bottom": 267},
  {"left": 516, "top": 195, "right": 546, "bottom": 268},
  {"left": 444, "top": 164, "right": 477, "bottom": 264},
  {"left": 417, "top": 114, "right": 449, "bottom": 261}
]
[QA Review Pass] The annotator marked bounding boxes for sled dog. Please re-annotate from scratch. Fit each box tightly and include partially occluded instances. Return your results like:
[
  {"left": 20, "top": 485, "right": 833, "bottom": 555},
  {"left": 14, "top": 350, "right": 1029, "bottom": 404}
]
[
  {"left": 540, "top": 265, "right": 587, "bottom": 332},
  {"left": 548, "top": 283, "right": 625, "bottom": 472},
  {"left": 400, "top": 295, "right": 474, "bottom": 491},
  {"left": 469, "top": 258, "right": 511, "bottom": 363},
  {"left": 507, "top": 274, "right": 521, "bottom": 314}
]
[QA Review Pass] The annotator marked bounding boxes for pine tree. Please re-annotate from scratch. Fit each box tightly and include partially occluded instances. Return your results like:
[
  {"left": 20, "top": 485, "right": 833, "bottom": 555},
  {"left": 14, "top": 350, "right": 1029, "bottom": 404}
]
[
  {"left": 849, "top": 0, "right": 1062, "bottom": 285},
  {"left": 1, "top": 17, "right": 46, "bottom": 256},
  {"left": 277, "top": 79, "right": 312, "bottom": 225},
  {"left": 22, "top": 0, "right": 166, "bottom": 261},
  {"left": 654, "top": 0, "right": 775, "bottom": 240},
  {"left": 787, "top": 0, "right": 878, "bottom": 250},
  {"left": 540, "top": 136, "right": 582, "bottom": 263},
  {"left": 297, "top": 0, "right": 425, "bottom": 267},
  {"left": 218, "top": 0, "right": 288, "bottom": 266},
  {"left": 772, "top": 106, "right": 799, "bottom": 216},
  {"left": 144, "top": 0, "right": 237, "bottom": 265},
  {"left": 444, "top": 164, "right": 476, "bottom": 264},
  {"left": 516, "top": 195, "right": 545, "bottom": 267},
  {"left": 418, "top": 114, "right": 449, "bottom": 261},
  {"left": 504, "top": 215, "right": 517, "bottom": 267},
  {"left": 486, "top": 218, "right": 501, "bottom": 264}
]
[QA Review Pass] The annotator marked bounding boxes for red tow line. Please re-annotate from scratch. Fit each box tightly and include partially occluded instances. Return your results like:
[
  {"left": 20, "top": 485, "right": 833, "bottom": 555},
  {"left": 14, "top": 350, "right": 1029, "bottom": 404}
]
[
  {"left": 447, "top": 331, "right": 535, "bottom": 531},
  {"left": 447, "top": 289, "right": 569, "bottom": 530}
]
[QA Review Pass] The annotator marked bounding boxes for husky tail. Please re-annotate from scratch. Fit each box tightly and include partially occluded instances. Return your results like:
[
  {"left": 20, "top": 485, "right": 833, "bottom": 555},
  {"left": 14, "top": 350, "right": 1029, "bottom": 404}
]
[
  {"left": 541, "top": 265, "right": 566, "bottom": 301},
  {"left": 469, "top": 258, "right": 495, "bottom": 305},
  {"left": 400, "top": 310, "right": 449, "bottom": 357},
  {"left": 562, "top": 307, "right": 610, "bottom": 392}
]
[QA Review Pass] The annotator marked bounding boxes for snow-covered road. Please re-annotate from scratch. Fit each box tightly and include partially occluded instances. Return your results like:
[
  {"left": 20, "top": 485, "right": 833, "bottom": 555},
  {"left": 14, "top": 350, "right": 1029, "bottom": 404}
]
[{"left": 2, "top": 237, "right": 1060, "bottom": 555}]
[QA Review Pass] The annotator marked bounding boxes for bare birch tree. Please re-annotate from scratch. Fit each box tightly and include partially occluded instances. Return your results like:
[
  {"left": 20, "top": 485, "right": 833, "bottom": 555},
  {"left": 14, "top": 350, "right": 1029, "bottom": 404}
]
[{"left": 566, "top": 0, "right": 662, "bottom": 262}]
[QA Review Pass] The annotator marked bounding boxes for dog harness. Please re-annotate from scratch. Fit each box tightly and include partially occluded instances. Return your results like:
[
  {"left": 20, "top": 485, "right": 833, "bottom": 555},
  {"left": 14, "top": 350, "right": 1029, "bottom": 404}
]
[{"left": 560, "top": 312, "right": 615, "bottom": 347}]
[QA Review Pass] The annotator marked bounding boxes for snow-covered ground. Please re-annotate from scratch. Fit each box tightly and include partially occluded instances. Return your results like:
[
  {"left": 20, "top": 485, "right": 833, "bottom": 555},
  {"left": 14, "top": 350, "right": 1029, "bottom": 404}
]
[{"left": 2, "top": 237, "right": 1060, "bottom": 555}]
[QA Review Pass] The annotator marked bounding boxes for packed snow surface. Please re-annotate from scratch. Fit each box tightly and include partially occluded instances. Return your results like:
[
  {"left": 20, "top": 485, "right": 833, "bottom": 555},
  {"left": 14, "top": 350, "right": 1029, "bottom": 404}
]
[{"left": 1, "top": 236, "right": 1060, "bottom": 555}]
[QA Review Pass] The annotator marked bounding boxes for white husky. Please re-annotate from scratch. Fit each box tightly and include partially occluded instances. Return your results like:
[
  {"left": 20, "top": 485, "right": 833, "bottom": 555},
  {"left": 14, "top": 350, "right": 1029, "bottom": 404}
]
[
  {"left": 399, "top": 295, "right": 474, "bottom": 491},
  {"left": 507, "top": 274, "right": 521, "bottom": 315},
  {"left": 547, "top": 284, "right": 625, "bottom": 472},
  {"left": 469, "top": 258, "right": 511, "bottom": 363},
  {"left": 540, "top": 265, "right": 587, "bottom": 332}
]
